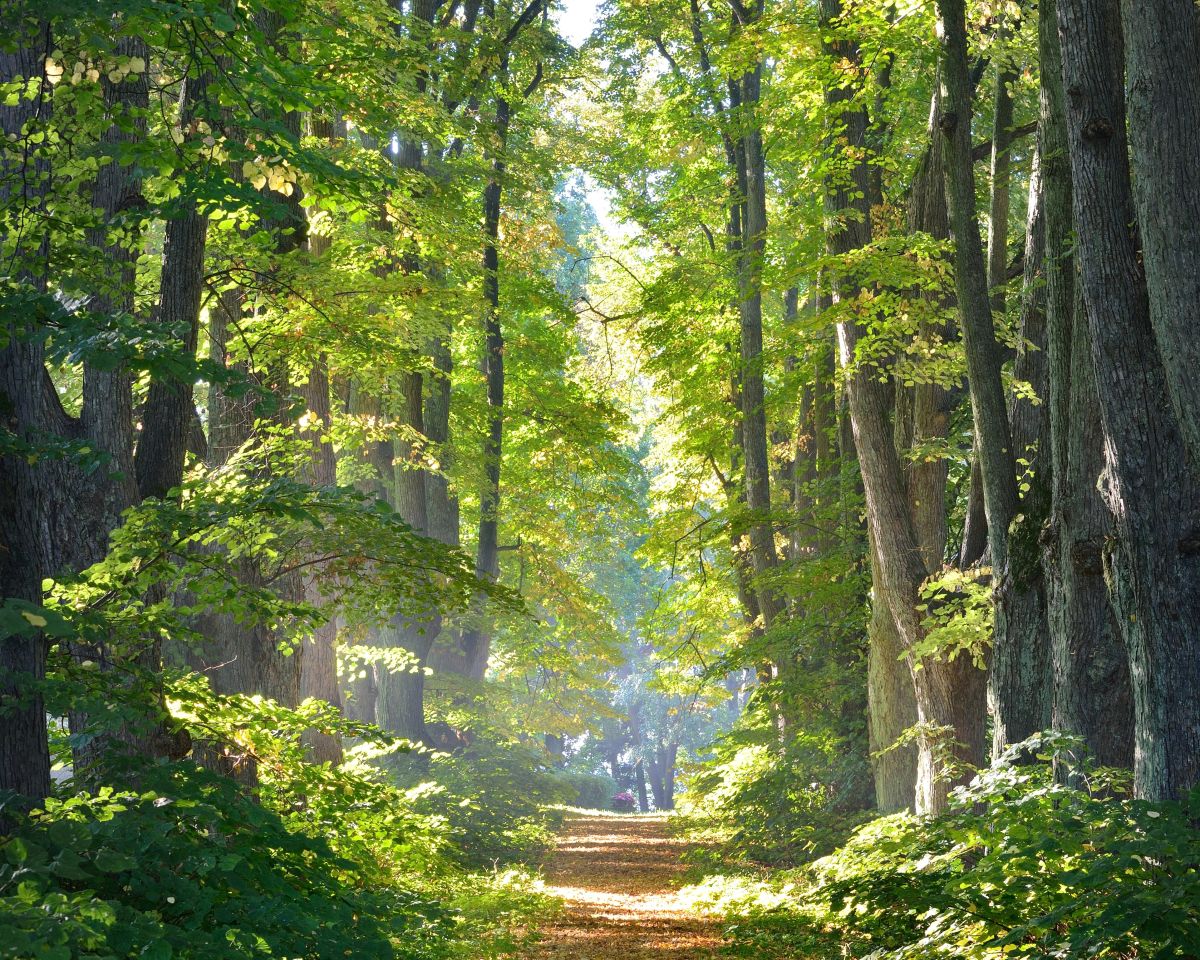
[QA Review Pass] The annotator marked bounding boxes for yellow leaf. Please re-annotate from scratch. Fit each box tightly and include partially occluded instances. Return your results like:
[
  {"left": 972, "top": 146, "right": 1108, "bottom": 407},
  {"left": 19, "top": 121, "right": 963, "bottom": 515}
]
[{"left": 20, "top": 611, "right": 47, "bottom": 628}]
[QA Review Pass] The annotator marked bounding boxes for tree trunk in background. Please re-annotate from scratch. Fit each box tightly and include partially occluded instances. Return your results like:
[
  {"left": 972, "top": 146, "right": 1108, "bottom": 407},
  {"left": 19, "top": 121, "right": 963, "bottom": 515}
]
[
  {"left": 1057, "top": 0, "right": 1200, "bottom": 800},
  {"left": 195, "top": 27, "right": 308, "bottom": 720},
  {"left": 338, "top": 384, "right": 387, "bottom": 724},
  {"left": 136, "top": 74, "right": 208, "bottom": 501},
  {"left": 297, "top": 356, "right": 342, "bottom": 764},
  {"left": 460, "top": 61, "right": 510, "bottom": 680},
  {"left": 634, "top": 760, "right": 650, "bottom": 813},
  {"left": 374, "top": 3, "right": 443, "bottom": 736},
  {"left": 957, "top": 57, "right": 1016, "bottom": 573},
  {"left": 293, "top": 114, "right": 344, "bottom": 765},
  {"left": 0, "top": 27, "right": 55, "bottom": 806},
  {"left": 425, "top": 336, "right": 459, "bottom": 546},
  {"left": 986, "top": 65, "right": 1015, "bottom": 323},
  {"left": 732, "top": 30, "right": 782, "bottom": 630},
  {"left": 1118, "top": 0, "right": 1200, "bottom": 474},
  {"left": 862, "top": 132, "right": 952, "bottom": 814},
  {"left": 866, "top": 536, "right": 918, "bottom": 812},
  {"left": 67, "top": 37, "right": 159, "bottom": 781},
  {"left": 958, "top": 459, "right": 987, "bottom": 567},
  {"left": 824, "top": 3, "right": 985, "bottom": 812},
  {"left": 376, "top": 370, "right": 439, "bottom": 744},
  {"left": 901, "top": 135, "right": 951, "bottom": 576},
  {"left": 647, "top": 743, "right": 676, "bottom": 810},
  {"left": 999, "top": 159, "right": 1052, "bottom": 749},
  {"left": 938, "top": 0, "right": 1048, "bottom": 755},
  {"left": 1036, "top": 0, "right": 1132, "bottom": 771}
]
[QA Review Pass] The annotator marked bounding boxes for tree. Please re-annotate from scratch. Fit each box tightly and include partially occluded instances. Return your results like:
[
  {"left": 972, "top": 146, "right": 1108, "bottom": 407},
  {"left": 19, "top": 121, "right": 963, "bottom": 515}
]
[{"left": 1056, "top": 0, "right": 1200, "bottom": 800}]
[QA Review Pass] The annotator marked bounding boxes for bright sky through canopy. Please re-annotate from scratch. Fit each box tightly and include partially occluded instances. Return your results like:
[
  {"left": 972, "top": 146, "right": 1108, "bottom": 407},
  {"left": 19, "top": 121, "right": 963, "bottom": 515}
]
[{"left": 555, "top": 0, "right": 602, "bottom": 46}]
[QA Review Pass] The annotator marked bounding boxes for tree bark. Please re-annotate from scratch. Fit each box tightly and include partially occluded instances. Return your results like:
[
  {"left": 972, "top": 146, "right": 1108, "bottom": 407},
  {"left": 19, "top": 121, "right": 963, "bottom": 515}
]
[
  {"left": 997, "top": 157, "right": 1053, "bottom": 751},
  {"left": 135, "top": 75, "right": 208, "bottom": 501},
  {"left": 866, "top": 535, "right": 918, "bottom": 812},
  {"left": 1118, "top": 0, "right": 1200, "bottom": 475},
  {"left": 1057, "top": 0, "right": 1200, "bottom": 799},
  {"left": 937, "top": 0, "right": 1049, "bottom": 755},
  {"left": 297, "top": 355, "right": 343, "bottom": 764},
  {"left": 1036, "top": 0, "right": 1132, "bottom": 771},
  {"left": 459, "top": 54, "right": 510, "bottom": 680},
  {"left": 375, "top": 370, "right": 439, "bottom": 744},
  {"left": 825, "top": 3, "right": 986, "bottom": 812},
  {"left": 730, "top": 9, "right": 782, "bottom": 629},
  {"left": 0, "top": 24, "right": 55, "bottom": 807}
]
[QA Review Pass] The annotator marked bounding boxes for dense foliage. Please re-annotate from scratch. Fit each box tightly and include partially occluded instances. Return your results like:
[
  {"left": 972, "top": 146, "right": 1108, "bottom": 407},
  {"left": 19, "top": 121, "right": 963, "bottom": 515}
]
[
  {"left": 5, "top": 0, "right": 1200, "bottom": 955},
  {"left": 685, "top": 737, "right": 1200, "bottom": 958}
]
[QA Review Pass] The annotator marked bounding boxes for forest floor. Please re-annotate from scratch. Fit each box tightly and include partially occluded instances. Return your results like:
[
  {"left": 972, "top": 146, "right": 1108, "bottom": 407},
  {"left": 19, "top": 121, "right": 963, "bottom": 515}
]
[{"left": 521, "top": 813, "right": 724, "bottom": 960}]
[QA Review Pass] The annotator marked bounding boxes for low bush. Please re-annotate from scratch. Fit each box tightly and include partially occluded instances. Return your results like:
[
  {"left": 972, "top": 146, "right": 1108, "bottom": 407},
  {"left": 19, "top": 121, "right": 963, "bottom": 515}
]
[
  {"left": 551, "top": 771, "right": 619, "bottom": 810},
  {"left": 700, "top": 734, "right": 1200, "bottom": 959},
  {"left": 0, "top": 674, "right": 555, "bottom": 960},
  {"left": 612, "top": 790, "right": 637, "bottom": 812},
  {"left": 680, "top": 726, "right": 873, "bottom": 866},
  {"left": 412, "top": 741, "right": 573, "bottom": 868},
  {"left": 0, "top": 766, "right": 452, "bottom": 960}
]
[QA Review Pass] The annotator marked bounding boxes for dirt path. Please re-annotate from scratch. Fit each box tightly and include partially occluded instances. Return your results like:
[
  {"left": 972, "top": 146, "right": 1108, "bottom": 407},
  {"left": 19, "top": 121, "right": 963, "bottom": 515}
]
[{"left": 523, "top": 813, "right": 724, "bottom": 959}]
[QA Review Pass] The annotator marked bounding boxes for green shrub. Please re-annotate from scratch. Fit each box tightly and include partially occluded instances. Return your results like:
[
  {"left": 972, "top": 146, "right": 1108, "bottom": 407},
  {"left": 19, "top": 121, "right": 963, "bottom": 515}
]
[
  {"left": 411, "top": 741, "right": 572, "bottom": 868},
  {"left": 551, "top": 771, "right": 619, "bottom": 809},
  {"left": 0, "top": 766, "right": 452, "bottom": 960},
  {"left": 1, "top": 673, "right": 555, "bottom": 960},
  {"left": 713, "top": 733, "right": 1200, "bottom": 959},
  {"left": 681, "top": 727, "right": 873, "bottom": 866}
]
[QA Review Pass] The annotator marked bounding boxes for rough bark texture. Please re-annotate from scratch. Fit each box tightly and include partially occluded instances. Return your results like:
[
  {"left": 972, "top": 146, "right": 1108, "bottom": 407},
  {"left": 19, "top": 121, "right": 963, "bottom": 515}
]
[
  {"left": 825, "top": 2, "right": 985, "bottom": 812},
  {"left": 135, "top": 75, "right": 208, "bottom": 501},
  {"left": 0, "top": 26, "right": 55, "bottom": 806},
  {"left": 866, "top": 535, "right": 918, "bottom": 812},
  {"left": 1118, "top": 0, "right": 1200, "bottom": 474},
  {"left": 1057, "top": 0, "right": 1200, "bottom": 799},
  {"left": 998, "top": 159, "right": 1053, "bottom": 751},
  {"left": 1036, "top": 0, "right": 1132, "bottom": 771},
  {"left": 938, "top": 0, "right": 1049, "bottom": 755}
]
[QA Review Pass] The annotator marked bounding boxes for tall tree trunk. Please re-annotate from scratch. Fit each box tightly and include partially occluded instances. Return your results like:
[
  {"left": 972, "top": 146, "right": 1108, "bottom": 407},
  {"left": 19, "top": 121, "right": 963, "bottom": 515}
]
[
  {"left": 425, "top": 335, "right": 459, "bottom": 547},
  {"left": 67, "top": 36, "right": 157, "bottom": 781},
  {"left": 195, "top": 24, "right": 308, "bottom": 720},
  {"left": 824, "top": 2, "right": 985, "bottom": 812},
  {"left": 0, "top": 25, "right": 55, "bottom": 807},
  {"left": 136, "top": 74, "right": 208, "bottom": 501},
  {"left": 731, "top": 17, "right": 782, "bottom": 629},
  {"left": 634, "top": 760, "right": 650, "bottom": 813},
  {"left": 1057, "top": 0, "right": 1200, "bottom": 800},
  {"left": 1118, "top": 0, "right": 1200, "bottom": 473},
  {"left": 866, "top": 536, "right": 918, "bottom": 812},
  {"left": 937, "top": 0, "right": 1049, "bottom": 754},
  {"left": 373, "top": 0, "right": 444, "bottom": 737},
  {"left": 297, "top": 356, "right": 343, "bottom": 764},
  {"left": 376, "top": 370, "right": 439, "bottom": 744},
  {"left": 460, "top": 59, "right": 510, "bottom": 680},
  {"left": 1036, "top": 0, "right": 1133, "bottom": 771},
  {"left": 998, "top": 158, "right": 1053, "bottom": 749},
  {"left": 293, "top": 113, "right": 344, "bottom": 765}
]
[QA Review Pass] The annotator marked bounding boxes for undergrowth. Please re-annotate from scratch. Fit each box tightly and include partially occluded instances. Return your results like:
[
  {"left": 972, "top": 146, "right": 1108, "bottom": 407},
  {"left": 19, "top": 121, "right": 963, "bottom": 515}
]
[
  {"left": 0, "top": 673, "right": 558, "bottom": 960},
  {"left": 681, "top": 734, "right": 1200, "bottom": 959}
]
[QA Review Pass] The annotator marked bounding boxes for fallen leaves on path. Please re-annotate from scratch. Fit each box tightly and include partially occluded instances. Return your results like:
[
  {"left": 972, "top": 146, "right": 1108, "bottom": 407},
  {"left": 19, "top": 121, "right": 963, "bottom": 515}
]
[{"left": 522, "top": 813, "right": 724, "bottom": 959}]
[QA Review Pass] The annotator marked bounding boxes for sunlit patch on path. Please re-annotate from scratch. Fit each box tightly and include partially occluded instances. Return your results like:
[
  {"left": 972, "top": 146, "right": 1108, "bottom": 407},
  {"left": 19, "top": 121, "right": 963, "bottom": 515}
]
[{"left": 523, "top": 813, "right": 723, "bottom": 959}]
